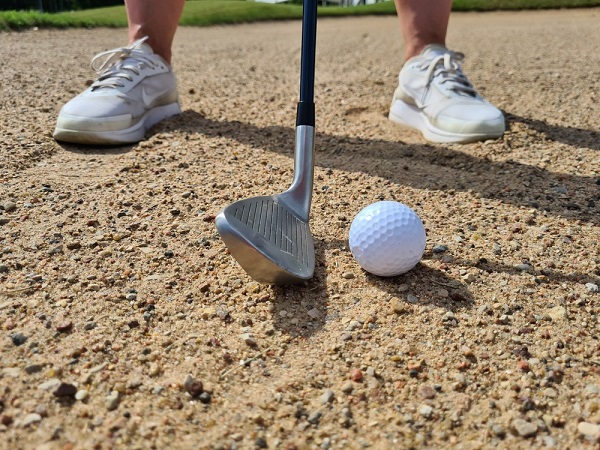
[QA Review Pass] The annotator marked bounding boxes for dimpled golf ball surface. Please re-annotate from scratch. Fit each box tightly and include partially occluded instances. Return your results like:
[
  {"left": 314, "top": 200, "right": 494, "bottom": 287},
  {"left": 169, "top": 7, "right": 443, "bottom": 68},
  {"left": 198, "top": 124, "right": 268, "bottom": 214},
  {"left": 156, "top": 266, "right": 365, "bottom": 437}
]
[{"left": 349, "top": 201, "right": 426, "bottom": 276}]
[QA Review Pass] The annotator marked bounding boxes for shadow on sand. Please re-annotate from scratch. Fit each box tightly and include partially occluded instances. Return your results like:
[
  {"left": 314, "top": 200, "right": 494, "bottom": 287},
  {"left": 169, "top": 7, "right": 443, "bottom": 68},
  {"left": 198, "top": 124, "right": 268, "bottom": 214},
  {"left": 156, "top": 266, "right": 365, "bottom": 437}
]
[
  {"left": 165, "top": 110, "right": 599, "bottom": 227},
  {"left": 59, "top": 110, "right": 599, "bottom": 338}
]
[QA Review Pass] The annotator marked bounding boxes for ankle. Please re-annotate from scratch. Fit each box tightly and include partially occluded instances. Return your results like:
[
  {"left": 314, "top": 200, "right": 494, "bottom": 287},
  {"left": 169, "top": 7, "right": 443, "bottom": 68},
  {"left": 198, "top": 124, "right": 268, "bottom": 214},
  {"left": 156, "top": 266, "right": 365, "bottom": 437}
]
[
  {"left": 404, "top": 41, "right": 446, "bottom": 61},
  {"left": 128, "top": 30, "right": 172, "bottom": 63}
]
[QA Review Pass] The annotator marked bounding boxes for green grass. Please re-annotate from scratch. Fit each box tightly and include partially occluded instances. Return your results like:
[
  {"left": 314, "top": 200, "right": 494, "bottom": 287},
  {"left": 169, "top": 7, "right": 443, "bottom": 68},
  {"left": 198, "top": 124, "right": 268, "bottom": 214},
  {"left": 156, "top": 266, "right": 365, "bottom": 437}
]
[{"left": 1, "top": 0, "right": 599, "bottom": 31}]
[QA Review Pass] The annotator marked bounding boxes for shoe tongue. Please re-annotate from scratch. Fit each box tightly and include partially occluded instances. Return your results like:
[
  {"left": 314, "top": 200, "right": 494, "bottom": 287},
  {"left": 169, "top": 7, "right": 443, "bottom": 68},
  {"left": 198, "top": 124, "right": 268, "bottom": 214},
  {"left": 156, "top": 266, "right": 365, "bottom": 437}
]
[
  {"left": 421, "top": 44, "right": 449, "bottom": 59},
  {"left": 138, "top": 42, "right": 154, "bottom": 54},
  {"left": 129, "top": 38, "right": 154, "bottom": 54}
]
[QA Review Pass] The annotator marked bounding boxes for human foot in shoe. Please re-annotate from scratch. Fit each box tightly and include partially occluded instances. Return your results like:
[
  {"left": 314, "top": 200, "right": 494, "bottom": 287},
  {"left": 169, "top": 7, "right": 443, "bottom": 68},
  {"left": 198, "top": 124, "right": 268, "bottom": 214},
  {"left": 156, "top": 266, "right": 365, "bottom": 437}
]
[
  {"left": 389, "top": 44, "right": 505, "bottom": 144},
  {"left": 54, "top": 37, "right": 181, "bottom": 145}
]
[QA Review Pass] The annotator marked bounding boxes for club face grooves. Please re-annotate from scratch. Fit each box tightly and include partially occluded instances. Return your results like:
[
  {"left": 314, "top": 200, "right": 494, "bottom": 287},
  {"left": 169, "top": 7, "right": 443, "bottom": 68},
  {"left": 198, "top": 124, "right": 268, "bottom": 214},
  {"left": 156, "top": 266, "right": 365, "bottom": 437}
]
[
  {"left": 217, "top": 196, "right": 314, "bottom": 284},
  {"left": 231, "top": 198, "right": 311, "bottom": 268}
]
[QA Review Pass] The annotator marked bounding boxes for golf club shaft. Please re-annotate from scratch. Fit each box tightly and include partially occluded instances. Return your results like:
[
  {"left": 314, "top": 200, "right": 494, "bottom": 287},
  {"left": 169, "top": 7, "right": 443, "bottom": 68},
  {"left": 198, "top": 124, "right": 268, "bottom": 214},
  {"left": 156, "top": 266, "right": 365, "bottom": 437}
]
[{"left": 297, "top": 0, "right": 317, "bottom": 127}]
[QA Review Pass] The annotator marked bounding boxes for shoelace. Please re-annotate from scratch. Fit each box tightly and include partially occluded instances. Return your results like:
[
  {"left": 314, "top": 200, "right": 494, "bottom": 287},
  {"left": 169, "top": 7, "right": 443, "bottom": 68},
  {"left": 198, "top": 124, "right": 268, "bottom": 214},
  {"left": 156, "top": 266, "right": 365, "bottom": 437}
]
[
  {"left": 89, "top": 37, "right": 159, "bottom": 90},
  {"left": 422, "top": 51, "right": 477, "bottom": 97}
]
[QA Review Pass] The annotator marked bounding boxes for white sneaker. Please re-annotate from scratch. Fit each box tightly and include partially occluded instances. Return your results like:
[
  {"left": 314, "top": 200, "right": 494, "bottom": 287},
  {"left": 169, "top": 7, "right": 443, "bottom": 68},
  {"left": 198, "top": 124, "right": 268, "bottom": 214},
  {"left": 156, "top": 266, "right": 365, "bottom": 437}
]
[
  {"left": 54, "top": 37, "right": 181, "bottom": 145},
  {"left": 389, "top": 45, "right": 505, "bottom": 144}
]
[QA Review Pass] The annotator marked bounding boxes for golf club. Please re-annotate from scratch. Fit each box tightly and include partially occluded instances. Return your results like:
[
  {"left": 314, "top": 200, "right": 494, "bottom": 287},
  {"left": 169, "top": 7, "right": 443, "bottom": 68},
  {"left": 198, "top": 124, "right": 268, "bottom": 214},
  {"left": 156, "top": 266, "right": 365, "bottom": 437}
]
[{"left": 215, "top": 0, "right": 318, "bottom": 284}]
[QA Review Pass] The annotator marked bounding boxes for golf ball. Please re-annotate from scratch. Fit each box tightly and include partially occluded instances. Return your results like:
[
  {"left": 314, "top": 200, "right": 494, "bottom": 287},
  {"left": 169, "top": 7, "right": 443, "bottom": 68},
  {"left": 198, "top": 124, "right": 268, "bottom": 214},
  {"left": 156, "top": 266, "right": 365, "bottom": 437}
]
[{"left": 349, "top": 201, "right": 426, "bottom": 276}]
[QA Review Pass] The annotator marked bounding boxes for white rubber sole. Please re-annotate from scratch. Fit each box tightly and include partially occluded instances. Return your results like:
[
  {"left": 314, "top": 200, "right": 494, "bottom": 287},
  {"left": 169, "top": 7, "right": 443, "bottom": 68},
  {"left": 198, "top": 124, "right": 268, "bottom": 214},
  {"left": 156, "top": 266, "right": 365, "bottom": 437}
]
[
  {"left": 53, "top": 102, "right": 181, "bottom": 145},
  {"left": 389, "top": 99, "right": 503, "bottom": 144}
]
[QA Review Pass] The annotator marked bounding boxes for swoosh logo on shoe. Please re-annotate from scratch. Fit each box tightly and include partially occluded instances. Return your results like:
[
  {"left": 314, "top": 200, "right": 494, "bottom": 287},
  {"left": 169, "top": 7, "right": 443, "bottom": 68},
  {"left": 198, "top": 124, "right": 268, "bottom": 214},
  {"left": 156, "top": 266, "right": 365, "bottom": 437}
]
[{"left": 141, "top": 87, "right": 159, "bottom": 108}]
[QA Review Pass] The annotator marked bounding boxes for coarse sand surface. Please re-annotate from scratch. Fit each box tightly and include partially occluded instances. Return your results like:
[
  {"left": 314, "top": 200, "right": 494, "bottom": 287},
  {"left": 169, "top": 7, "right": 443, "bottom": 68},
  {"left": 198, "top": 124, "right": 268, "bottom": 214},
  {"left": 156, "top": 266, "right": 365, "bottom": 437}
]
[{"left": 0, "top": 8, "right": 599, "bottom": 450}]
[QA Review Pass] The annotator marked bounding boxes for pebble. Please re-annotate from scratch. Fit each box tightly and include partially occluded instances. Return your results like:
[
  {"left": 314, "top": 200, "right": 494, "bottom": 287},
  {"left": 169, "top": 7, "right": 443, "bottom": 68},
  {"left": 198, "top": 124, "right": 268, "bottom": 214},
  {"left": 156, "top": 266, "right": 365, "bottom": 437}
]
[
  {"left": 240, "top": 333, "right": 257, "bottom": 347},
  {"left": 105, "top": 391, "right": 120, "bottom": 411},
  {"left": 454, "top": 373, "right": 468, "bottom": 387},
  {"left": 307, "top": 411, "right": 322, "bottom": 424},
  {"left": 584, "top": 384, "right": 599, "bottom": 395},
  {"left": 320, "top": 389, "right": 335, "bottom": 404},
  {"left": 2, "top": 367, "right": 20, "bottom": 378},
  {"left": 432, "top": 244, "right": 448, "bottom": 253},
  {"left": 419, "top": 385, "right": 436, "bottom": 400},
  {"left": 585, "top": 283, "right": 598, "bottom": 293},
  {"left": 0, "top": 414, "right": 13, "bottom": 426},
  {"left": 56, "top": 321, "right": 73, "bottom": 332},
  {"left": 38, "top": 379, "right": 61, "bottom": 391},
  {"left": 148, "top": 363, "right": 161, "bottom": 377},
  {"left": 88, "top": 362, "right": 108, "bottom": 374},
  {"left": 397, "top": 284, "right": 409, "bottom": 293},
  {"left": 350, "top": 369, "right": 363, "bottom": 382},
  {"left": 517, "top": 360, "right": 530, "bottom": 372},
  {"left": 390, "top": 298, "right": 405, "bottom": 314},
  {"left": 346, "top": 320, "right": 362, "bottom": 331},
  {"left": 199, "top": 392, "right": 212, "bottom": 404},
  {"left": 547, "top": 306, "right": 567, "bottom": 321},
  {"left": 497, "top": 314, "right": 510, "bottom": 325},
  {"left": 491, "top": 424, "right": 506, "bottom": 438},
  {"left": 126, "top": 379, "right": 143, "bottom": 389},
  {"left": 75, "top": 390, "right": 89, "bottom": 401},
  {"left": 184, "top": 374, "right": 203, "bottom": 398},
  {"left": 48, "top": 245, "right": 63, "bottom": 255},
  {"left": 255, "top": 437, "right": 268, "bottom": 449},
  {"left": 443, "top": 311, "right": 456, "bottom": 321},
  {"left": 541, "top": 436, "right": 557, "bottom": 447},
  {"left": 35, "top": 404, "right": 48, "bottom": 417},
  {"left": 418, "top": 405, "right": 433, "bottom": 419},
  {"left": 511, "top": 419, "right": 537, "bottom": 437},
  {"left": 11, "top": 333, "right": 27, "bottom": 346},
  {"left": 21, "top": 413, "right": 42, "bottom": 427},
  {"left": 341, "top": 382, "right": 354, "bottom": 394},
  {"left": 24, "top": 364, "right": 43, "bottom": 374},
  {"left": 543, "top": 387, "right": 558, "bottom": 398},
  {"left": 406, "top": 294, "right": 418, "bottom": 304},
  {"left": 152, "top": 386, "right": 164, "bottom": 395},
  {"left": 3, "top": 201, "right": 17, "bottom": 212},
  {"left": 53, "top": 382, "right": 77, "bottom": 398},
  {"left": 577, "top": 422, "right": 600, "bottom": 439},
  {"left": 462, "top": 273, "right": 477, "bottom": 283}
]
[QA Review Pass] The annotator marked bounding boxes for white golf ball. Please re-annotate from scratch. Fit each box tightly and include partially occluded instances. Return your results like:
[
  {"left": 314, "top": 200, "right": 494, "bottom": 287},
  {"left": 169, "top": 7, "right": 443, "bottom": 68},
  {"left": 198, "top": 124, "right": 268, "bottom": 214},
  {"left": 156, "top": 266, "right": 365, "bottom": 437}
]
[{"left": 349, "top": 201, "right": 426, "bottom": 276}]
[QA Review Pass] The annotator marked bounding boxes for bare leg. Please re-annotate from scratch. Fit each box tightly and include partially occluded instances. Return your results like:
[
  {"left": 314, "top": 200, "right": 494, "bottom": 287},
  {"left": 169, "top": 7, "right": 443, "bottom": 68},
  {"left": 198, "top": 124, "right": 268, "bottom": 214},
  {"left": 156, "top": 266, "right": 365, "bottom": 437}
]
[
  {"left": 394, "top": 0, "right": 453, "bottom": 60},
  {"left": 125, "top": 0, "right": 185, "bottom": 63}
]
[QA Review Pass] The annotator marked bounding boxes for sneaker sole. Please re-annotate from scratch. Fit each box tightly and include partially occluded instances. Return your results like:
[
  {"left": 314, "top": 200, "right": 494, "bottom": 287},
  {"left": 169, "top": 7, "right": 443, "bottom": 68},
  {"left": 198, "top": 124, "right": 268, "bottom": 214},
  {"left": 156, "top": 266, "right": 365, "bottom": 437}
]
[
  {"left": 389, "top": 99, "right": 504, "bottom": 144},
  {"left": 53, "top": 103, "right": 182, "bottom": 145}
]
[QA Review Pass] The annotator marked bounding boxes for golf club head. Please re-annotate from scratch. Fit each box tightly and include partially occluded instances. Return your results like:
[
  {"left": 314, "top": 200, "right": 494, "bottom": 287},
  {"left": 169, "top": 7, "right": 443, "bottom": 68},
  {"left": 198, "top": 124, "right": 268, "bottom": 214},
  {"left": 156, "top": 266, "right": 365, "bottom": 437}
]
[
  {"left": 215, "top": 0, "right": 318, "bottom": 285},
  {"left": 216, "top": 125, "right": 315, "bottom": 285},
  {"left": 216, "top": 196, "right": 315, "bottom": 284}
]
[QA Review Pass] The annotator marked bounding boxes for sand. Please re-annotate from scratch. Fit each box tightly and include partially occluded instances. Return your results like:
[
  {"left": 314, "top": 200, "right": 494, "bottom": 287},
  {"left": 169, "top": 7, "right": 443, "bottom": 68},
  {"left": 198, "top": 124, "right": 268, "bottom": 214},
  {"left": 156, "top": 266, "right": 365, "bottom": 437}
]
[{"left": 0, "top": 8, "right": 599, "bottom": 450}]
